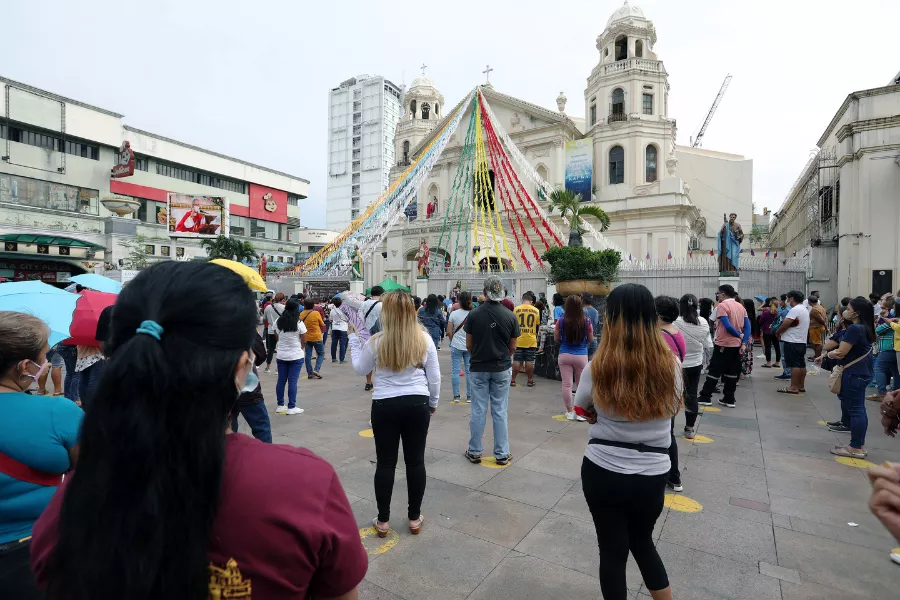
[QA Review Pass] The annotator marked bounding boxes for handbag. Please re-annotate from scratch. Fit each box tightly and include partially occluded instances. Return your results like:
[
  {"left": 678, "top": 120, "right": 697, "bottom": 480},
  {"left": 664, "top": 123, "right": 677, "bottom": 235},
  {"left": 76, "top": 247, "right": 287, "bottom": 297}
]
[{"left": 828, "top": 347, "right": 871, "bottom": 394}]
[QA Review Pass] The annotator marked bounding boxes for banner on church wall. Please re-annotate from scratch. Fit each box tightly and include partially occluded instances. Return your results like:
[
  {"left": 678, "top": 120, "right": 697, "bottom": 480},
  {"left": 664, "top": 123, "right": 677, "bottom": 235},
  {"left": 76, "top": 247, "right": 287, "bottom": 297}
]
[{"left": 565, "top": 138, "right": 593, "bottom": 202}]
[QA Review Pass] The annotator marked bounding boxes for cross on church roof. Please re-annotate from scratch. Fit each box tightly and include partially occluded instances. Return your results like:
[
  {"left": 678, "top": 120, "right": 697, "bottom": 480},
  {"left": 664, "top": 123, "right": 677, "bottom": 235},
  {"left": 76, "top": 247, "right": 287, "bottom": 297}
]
[
  {"left": 482, "top": 64, "right": 493, "bottom": 84},
  {"left": 420, "top": 63, "right": 427, "bottom": 75}
]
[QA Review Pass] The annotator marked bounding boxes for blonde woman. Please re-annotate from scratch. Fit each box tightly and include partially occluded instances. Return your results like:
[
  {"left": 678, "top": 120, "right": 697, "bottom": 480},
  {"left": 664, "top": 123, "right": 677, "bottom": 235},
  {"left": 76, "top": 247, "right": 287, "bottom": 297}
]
[
  {"left": 575, "top": 283, "right": 681, "bottom": 600},
  {"left": 349, "top": 290, "right": 440, "bottom": 537}
]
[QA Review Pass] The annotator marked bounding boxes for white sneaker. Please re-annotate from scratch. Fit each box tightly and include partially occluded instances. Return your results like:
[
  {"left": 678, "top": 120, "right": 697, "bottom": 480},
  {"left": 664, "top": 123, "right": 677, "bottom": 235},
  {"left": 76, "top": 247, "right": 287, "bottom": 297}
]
[
  {"left": 575, "top": 414, "right": 587, "bottom": 422},
  {"left": 565, "top": 411, "right": 576, "bottom": 421},
  {"left": 287, "top": 407, "right": 305, "bottom": 415},
  {"left": 890, "top": 551, "right": 900, "bottom": 565},
  {"left": 275, "top": 405, "right": 288, "bottom": 414}
]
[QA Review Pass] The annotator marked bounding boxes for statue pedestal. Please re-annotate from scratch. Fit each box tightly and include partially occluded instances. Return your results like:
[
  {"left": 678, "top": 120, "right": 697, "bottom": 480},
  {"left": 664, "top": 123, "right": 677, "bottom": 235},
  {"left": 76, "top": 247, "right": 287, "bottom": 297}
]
[
  {"left": 350, "top": 280, "right": 365, "bottom": 295},
  {"left": 718, "top": 275, "right": 740, "bottom": 293},
  {"left": 414, "top": 279, "right": 429, "bottom": 299}
]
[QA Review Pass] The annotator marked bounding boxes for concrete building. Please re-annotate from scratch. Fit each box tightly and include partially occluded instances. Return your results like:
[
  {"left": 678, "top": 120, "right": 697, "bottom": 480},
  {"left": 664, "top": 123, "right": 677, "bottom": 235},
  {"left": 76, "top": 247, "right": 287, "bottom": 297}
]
[
  {"left": 325, "top": 75, "right": 403, "bottom": 232},
  {"left": 0, "top": 76, "right": 309, "bottom": 282},
  {"left": 770, "top": 73, "right": 900, "bottom": 302}
]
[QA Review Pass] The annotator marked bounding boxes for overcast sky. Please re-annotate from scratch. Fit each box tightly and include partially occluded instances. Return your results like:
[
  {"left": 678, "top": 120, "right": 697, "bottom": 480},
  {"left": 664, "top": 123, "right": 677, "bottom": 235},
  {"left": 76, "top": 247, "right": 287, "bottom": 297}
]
[{"left": 3, "top": 0, "right": 898, "bottom": 229}]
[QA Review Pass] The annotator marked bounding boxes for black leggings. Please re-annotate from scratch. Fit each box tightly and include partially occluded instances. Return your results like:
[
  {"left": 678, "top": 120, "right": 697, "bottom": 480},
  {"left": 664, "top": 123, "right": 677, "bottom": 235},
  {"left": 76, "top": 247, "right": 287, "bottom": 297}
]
[
  {"left": 582, "top": 458, "right": 669, "bottom": 599},
  {"left": 266, "top": 332, "right": 277, "bottom": 366},
  {"left": 0, "top": 539, "right": 42, "bottom": 600},
  {"left": 683, "top": 364, "right": 703, "bottom": 428},
  {"left": 372, "top": 395, "right": 431, "bottom": 522},
  {"left": 763, "top": 333, "right": 780, "bottom": 363}
]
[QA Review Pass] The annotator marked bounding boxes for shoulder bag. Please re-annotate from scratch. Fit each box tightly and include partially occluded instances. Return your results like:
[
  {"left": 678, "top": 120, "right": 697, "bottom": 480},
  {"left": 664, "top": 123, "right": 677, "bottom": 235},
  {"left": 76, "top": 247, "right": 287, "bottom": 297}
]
[{"left": 828, "top": 346, "right": 871, "bottom": 394}]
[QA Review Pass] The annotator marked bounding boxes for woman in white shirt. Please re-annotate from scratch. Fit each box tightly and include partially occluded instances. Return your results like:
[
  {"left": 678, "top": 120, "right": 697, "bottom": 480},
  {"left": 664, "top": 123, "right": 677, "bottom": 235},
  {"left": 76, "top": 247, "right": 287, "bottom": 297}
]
[
  {"left": 673, "top": 294, "right": 714, "bottom": 440},
  {"left": 274, "top": 299, "right": 307, "bottom": 415},
  {"left": 446, "top": 291, "right": 473, "bottom": 402},
  {"left": 329, "top": 297, "right": 350, "bottom": 364},
  {"left": 349, "top": 290, "right": 440, "bottom": 538}
]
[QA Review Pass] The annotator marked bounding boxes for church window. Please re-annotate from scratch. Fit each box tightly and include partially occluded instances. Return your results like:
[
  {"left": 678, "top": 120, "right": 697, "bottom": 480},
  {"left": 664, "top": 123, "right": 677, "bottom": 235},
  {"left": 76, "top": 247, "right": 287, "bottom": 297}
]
[
  {"left": 435, "top": 103, "right": 440, "bottom": 117},
  {"left": 645, "top": 145, "right": 657, "bottom": 183},
  {"left": 421, "top": 103, "right": 431, "bottom": 120},
  {"left": 635, "top": 40, "right": 643, "bottom": 57},
  {"left": 590, "top": 101, "right": 597, "bottom": 126},
  {"left": 614, "top": 35, "right": 628, "bottom": 61},
  {"left": 609, "top": 146, "right": 624, "bottom": 185},
  {"left": 410, "top": 100, "right": 417, "bottom": 119},
  {"left": 642, "top": 93, "right": 653, "bottom": 115},
  {"left": 402, "top": 140, "right": 410, "bottom": 164},
  {"left": 536, "top": 165, "right": 549, "bottom": 200},
  {"left": 611, "top": 88, "right": 625, "bottom": 119}
]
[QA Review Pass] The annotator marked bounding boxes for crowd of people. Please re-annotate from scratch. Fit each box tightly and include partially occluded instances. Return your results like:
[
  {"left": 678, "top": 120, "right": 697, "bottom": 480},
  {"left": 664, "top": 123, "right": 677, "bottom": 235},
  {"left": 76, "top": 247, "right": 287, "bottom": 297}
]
[{"left": 2, "top": 262, "right": 900, "bottom": 599}]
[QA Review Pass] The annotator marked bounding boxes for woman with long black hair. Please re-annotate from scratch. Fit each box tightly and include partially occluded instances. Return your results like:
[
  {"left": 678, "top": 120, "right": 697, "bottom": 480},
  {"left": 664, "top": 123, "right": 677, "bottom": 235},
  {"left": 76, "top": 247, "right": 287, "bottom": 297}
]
[
  {"left": 817, "top": 296, "right": 875, "bottom": 459},
  {"left": 673, "top": 294, "right": 713, "bottom": 440},
  {"left": 555, "top": 295, "right": 593, "bottom": 421},
  {"left": 698, "top": 297, "right": 715, "bottom": 372},
  {"left": 275, "top": 299, "right": 308, "bottom": 415},
  {"left": 30, "top": 261, "right": 367, "bottom": 600},
  {"left": 418, "top": 294, "right": 446, "bottom": 350},
  {"left": 576, "top": 283, "right": 680, "bottom": 600}
]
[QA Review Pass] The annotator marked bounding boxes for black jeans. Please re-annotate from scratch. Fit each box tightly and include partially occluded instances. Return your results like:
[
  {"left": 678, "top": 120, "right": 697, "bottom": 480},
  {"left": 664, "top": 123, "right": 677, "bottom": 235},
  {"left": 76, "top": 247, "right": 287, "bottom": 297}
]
[
  {"left": 371, "top": 395, "right": 431, "bottom": 522},
  {"left": 699, "top": 345, "right": 742, "bottom": 404},
  {"left": 0, "top": 539, "right": 42, "bottom": 600},
  {"left": 581, "top": 458, "right": 669, "bottom": 598},
  {"left": 683, "top": 364, "right": 703, "bottom": 428},
  {"left": 668, "top": 417, "right": 680, "bottom": 485},
  {"left": 266, "top": 332, "right": 277, "bottom": 366},
  {"left": 762, "top": 333, "right": 781, "bottom": 363}
]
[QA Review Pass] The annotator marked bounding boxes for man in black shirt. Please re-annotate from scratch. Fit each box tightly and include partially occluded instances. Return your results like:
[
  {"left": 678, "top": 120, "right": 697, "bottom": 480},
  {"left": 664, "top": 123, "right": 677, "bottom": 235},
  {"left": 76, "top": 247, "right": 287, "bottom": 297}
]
[{"left": 464, "top": 275, "right": 520, "bottom": 465}]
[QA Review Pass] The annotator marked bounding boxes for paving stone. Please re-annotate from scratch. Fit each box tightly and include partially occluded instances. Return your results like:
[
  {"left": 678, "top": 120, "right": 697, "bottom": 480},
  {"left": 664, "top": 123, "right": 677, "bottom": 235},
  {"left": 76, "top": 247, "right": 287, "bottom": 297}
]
[
  {"left": 772, "top": 513, "right": 792, "bottom": 529},
  {"left": 698, "top": 412, "right": 760, "bottom": 430},
  {"left": 425, "top": 454, "right": 506, "bottom": 489},
  {"left": 779, "top": 579, "right": 870, "bottom": 600},
  {"left": 686, "top": 435, "right": 766, "bottom": 468},
  {"left": 758, "top": 560, "right": 802, "bottom": 584},
  {"left": 550, "top": 485, "right": 593, "bottom": 522},
  {"left": 762, "top": 449, "right": 868, "bottom": 484},
  {"left": 466, "top": 554, "right": 600, "bottom": 600},
  {"left": 729, "top": 497, "right": 770, "bottom": 512},
  {"left": 765, "top": 469, "right": 873, "bottom": 513},
  {"left": 768, "top": 494, "right": 891, "bottom": 540},
  {"left": 773, "top": 526, "right": 900, "bottom": 599},
  {"left": 788, "top": 516, "right": 900, "bottom": 553},
  {"left": 658, "top": 505, "right": 777, "bottom": 565},
  {"left": 668, "top": 474, "right": 773, "bottom": 526},
  {"left": 358, "top": 579, "right": 408, "bottom": 600},
  {"left": 512, "top": 447, "right": 583, "bottom": 481},
  {"left": 681, "top": 455, "right": 769, "bottom": 492},
  {"left": 478, "top": 466, "right": 575, "bottom": 509},
  {"left": 364, "top": 524, "right": 510, "bottom": 600},
  {"left": 695, "top": 422, "right": 762, "bottom": 443}
]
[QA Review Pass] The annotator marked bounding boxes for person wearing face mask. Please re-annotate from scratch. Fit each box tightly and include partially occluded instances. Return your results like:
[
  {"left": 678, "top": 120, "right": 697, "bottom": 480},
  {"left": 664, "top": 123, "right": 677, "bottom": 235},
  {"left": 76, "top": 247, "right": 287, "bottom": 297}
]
[
  {"left": 29, "top": 262, "right": 367, "bottom": 600},
  {"left": 0, "top": 312, "right": 84, "bottom": 600}
]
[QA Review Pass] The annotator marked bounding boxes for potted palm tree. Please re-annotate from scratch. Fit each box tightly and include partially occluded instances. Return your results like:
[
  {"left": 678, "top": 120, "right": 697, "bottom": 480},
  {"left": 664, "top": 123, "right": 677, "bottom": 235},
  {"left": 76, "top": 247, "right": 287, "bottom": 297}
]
[{"left": 543, "top": 189, "right": 619, "bottom": 297}]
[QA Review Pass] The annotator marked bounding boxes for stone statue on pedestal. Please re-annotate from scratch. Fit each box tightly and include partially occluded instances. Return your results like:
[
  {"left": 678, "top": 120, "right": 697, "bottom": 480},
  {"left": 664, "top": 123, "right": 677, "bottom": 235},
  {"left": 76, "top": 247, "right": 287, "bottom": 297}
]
[{"left": 717, "top": 213, "right": 744, "bottom": 273}]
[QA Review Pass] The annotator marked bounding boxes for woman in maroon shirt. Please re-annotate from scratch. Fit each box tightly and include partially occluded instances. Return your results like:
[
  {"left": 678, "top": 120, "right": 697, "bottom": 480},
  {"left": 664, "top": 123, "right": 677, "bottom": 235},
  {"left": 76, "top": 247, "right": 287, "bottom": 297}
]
[{"left": 30, "top": 262, "right": 367, "bottom": 600}]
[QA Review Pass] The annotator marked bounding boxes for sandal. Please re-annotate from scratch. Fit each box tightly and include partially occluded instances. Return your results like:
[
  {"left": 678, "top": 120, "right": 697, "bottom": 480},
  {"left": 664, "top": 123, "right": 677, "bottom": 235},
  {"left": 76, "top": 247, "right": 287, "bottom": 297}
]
[
  {"left": 509, "top": 381, "right": 517, "bottom": 387},
  {"left": 777, "top": 388, "right": 801, "bottom": 395},
  {"left": 372, "top": 518, "right": 390, "bottom": 538},
  {"left": 365, "top": 383, "right": 374, "bottom": 391},
  {"left": 830, "top": 445, "right": 867, "bottom": 459},
  {"left": 526, "top": 381, "right": 536, "bottom": 387},
  {"left": 409, "top": 514, "right": 424, "bottom": 535}
]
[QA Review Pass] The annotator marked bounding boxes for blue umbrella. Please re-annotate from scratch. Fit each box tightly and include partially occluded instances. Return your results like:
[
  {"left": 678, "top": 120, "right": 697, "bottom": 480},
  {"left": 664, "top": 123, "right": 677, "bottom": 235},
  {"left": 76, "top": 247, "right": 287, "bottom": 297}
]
[
  {"left": 67, "top": 273, "right": 122, "bottom": 294},
  {"left": 0, "top": 281, "right": 78, "bottom": 346},
  {"left": 753, "top": 295, "right": 767, "bottom": 303}
]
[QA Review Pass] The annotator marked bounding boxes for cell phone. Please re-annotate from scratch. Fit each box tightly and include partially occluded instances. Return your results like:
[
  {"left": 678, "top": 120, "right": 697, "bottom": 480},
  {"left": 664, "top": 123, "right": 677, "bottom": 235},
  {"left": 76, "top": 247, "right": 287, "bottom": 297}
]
[{"left": 574, "top": 406, "right": 594, "bottom": 419}]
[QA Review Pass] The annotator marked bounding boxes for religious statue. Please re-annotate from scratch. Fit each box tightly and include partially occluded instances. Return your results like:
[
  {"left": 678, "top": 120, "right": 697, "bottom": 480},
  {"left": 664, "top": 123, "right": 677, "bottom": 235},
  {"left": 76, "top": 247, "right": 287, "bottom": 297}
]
[
  {"left": 351, "top": 246, "right": 364, "bottom": 281},
  {"left": 415, "top": 238, "right": 430, "bottom": 278},
  {"left": 717, "top": 213, "right": 744, "bottom": 273},
  {"left": 426, "top": 197, "right": 437, "bottom": 219}
]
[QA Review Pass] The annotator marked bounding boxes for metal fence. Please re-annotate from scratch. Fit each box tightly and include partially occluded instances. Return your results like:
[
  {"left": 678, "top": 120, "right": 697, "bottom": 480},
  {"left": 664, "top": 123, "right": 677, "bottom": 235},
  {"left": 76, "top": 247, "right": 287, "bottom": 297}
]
[{"left": 617, "top": 256, "right": 808, "bottom": 300}]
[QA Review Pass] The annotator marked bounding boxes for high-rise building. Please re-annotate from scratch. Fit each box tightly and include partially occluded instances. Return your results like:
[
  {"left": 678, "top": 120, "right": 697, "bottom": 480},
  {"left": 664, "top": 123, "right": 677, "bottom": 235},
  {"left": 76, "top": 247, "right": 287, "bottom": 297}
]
[{"left": 325, "top": 75, "right": 403, "bottom": 232}]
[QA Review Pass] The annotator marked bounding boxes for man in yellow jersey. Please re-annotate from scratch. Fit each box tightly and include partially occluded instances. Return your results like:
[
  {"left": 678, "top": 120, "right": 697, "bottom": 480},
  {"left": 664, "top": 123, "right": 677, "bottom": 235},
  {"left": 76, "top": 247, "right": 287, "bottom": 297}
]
[{"left": 512, "top": 292, "right": 540, "bottom": 387}]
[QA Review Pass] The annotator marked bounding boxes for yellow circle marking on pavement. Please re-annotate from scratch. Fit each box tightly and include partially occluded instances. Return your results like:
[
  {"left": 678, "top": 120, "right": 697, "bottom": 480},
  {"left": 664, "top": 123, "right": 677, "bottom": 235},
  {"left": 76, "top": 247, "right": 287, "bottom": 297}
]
[
  {"left": 700, "top": 407, "right": 721, "bottom": 413},
  {"left": 552, "top": 414, "right": 569, "bottom": 422},
  {"left": 816, "top": 420, "right": 827, "bottom": 425},
  {"left": 834, "top": 456, "right": 876, "bottom": 469},
  {"left": 687, "top": 435, "right": 714, "bottom": 444},
  {"left": 358, "top": 526, "right": 400, "bottom": 555},
  {"left": 450, "top": 400, "right": 467, "bottom": 405},
  {"left": 893, "top": 547, "right": 900, "bottom": 554},
  {"left": 664, "top": 494, "right": 703, "bottom": 513},
  {"left": 358, "top": 429, "right": 374, "bottom": 438},
  {"left": 479, "top": 457, "right": 510, "bottom": 469}
]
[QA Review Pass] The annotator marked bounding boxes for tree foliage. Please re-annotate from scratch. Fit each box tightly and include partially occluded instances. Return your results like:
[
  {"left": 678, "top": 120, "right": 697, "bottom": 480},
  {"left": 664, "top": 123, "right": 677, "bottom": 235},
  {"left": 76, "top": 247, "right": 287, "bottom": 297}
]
[
  {"left": 547, "top": 188, "right": 611, "bottom": 247},
  {"left": 200, "top": 235, "right": 258, "bottom": 262}
]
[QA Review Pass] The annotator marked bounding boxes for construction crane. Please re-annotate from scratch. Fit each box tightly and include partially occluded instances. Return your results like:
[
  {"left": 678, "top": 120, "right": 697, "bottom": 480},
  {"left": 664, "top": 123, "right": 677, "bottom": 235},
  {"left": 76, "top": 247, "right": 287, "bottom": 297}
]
[{"left": 690, "top": 74, "right": 732, "bottom": 148}]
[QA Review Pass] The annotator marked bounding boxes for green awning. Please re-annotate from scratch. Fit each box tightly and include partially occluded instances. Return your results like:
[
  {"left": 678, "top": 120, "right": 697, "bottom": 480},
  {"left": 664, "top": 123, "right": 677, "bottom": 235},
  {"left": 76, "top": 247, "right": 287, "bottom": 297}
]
[
  {"left": 365, "top": 278, "right": 410, "bottom": 295},
  {"left": 0, "top": 234, "right": 105, "bottom": 249}
]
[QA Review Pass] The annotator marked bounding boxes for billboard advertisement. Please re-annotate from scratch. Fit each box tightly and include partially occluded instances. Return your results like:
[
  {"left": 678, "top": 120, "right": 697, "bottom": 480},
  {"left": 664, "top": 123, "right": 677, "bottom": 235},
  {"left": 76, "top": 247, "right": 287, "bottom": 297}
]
[
  {"left": 564, "top": 138, "right": 593, "bottom": 202},
  {"left": 167, "top": 194, "right": 229, "bottom": 238}
]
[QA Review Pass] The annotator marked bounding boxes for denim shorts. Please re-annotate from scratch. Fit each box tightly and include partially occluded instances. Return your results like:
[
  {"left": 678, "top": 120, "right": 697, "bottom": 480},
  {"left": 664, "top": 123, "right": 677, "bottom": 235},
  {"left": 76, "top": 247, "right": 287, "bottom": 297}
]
[
  {"left": 513, "top": 347, "right": 537, "bottom": 363},
  {"left": 49, "top": 350, "right": 65, "bottom": 368}
]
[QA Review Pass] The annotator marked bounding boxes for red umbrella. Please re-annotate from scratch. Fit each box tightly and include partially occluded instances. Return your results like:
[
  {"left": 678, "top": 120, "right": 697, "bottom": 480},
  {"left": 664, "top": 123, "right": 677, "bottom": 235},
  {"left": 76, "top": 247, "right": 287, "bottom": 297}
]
[{"left": 68, "top": 290, "right": 117, "bottom": 346}]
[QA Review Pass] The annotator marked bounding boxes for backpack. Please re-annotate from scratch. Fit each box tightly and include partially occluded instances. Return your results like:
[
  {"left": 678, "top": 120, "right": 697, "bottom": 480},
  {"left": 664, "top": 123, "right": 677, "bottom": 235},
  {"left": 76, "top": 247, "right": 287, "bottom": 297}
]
[{"left": 365, "top": 300, "right": 382, "bottom": 334}]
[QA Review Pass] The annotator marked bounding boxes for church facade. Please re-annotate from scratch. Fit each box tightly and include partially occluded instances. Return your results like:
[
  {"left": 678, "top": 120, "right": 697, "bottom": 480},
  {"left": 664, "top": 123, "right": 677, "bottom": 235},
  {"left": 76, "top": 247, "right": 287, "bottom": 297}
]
[{"left": 369, "top": 2, "right": 752, "bottom": 288}]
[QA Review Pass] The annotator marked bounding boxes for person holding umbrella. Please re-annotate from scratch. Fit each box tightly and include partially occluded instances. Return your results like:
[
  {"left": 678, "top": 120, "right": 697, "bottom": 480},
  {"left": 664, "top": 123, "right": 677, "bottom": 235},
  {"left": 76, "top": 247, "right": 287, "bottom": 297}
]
[{"left": 0, "top": 312, "right": 83, "bottom": 599}]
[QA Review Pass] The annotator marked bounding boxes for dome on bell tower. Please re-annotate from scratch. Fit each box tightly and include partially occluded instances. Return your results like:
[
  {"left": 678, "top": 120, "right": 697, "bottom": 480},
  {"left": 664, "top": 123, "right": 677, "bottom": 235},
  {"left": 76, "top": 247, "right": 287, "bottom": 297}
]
[
  {"left": 404, "top": 66, "right": 444, "bottom": 123},
  {"left": 606, "top": 1, "right": 645, "bottom": 27}
]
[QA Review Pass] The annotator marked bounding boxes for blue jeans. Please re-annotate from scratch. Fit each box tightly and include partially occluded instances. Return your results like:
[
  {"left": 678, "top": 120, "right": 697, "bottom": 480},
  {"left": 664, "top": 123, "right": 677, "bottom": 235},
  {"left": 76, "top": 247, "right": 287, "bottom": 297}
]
[
  {"left": 305, "top": 341, "right": 325, "bottom": 376},
  {"left": 780, "top": 341, "right": 790, "bottom": 377},
  {"left": 450, "top": 347, "right": 472, "bottom": 399},
  {"left": 57, "top": 345, "right": 78, "bottom": 401},
  {"left": 874, "top": 350, "right": 899, "bottom": 394},
  {"left": 231, "top": 401, "right": 273, "bottom": 443},
  {"left": 322, "top": 321, "right": 330, "bottom": 347},
  {"left": 468, "top": 369, "right": 512, "bottom": 459},
  {"left": 276, "top": 358, "right": 303, "bottom": 409},
  {"left": 838, "top": 372, "right": 869, "bottom": 449},
  {"left": 331, "top": 330, "right": 349, "bottom": 361},
  {"left": 587, "top": 339, "right": 598, "bottom": 361},
  {"left": 425, "top": 328, "right": 441, "bottom": 349},
  {"left": 78, "top": 360, "right": 105, "bottom": 410}
]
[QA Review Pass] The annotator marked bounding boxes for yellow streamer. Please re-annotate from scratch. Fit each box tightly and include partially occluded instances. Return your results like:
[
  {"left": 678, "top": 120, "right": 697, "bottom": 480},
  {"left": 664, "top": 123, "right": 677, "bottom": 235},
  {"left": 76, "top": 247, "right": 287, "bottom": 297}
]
[{"left": 473, "top": 101, "right": 515, "bottom": 272}]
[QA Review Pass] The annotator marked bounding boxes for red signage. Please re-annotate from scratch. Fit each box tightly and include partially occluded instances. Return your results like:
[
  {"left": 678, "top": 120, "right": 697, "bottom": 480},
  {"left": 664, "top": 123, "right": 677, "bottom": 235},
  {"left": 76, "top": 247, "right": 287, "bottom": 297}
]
[
  {"left": 248, "top": 184, "right": 287, "bottom": 224},
  {"left": 111, "top": 141, "right": 135, "bottom": 178}
]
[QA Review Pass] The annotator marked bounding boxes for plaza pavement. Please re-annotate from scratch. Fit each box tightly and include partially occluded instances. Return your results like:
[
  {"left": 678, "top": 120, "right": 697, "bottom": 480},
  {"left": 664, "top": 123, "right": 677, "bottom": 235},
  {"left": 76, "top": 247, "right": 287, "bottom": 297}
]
[{"left": 241, "top": 349, "right": 900, "bottom": 599}]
